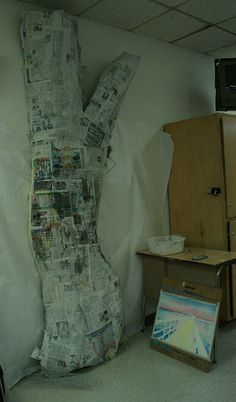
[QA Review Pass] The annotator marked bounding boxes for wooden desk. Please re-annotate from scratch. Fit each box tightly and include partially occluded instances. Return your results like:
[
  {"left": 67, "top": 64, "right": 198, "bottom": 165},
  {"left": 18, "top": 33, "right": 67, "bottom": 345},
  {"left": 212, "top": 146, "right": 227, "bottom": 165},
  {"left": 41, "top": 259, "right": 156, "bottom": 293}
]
[{"left": 137, "top": 247, "right": 236, "bottom": 325}]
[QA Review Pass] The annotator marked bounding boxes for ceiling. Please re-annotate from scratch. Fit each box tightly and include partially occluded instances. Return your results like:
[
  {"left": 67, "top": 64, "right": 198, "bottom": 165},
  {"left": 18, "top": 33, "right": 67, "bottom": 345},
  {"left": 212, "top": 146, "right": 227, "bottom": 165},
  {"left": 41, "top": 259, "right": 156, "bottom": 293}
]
[{"left": 19, "top": 0, "right": 236, "bottom": 56}]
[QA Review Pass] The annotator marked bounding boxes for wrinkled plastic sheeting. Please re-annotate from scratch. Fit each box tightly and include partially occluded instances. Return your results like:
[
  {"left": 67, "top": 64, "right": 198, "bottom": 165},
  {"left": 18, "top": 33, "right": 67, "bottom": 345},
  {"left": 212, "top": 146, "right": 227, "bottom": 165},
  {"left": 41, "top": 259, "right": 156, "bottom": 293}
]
[
  {"left": 0, "top": 119, "right": 173, "bottom": 387},
  {"left": 98, "top": 118, "right": 174, "bottom": 334},
  {"left": 0, "top": 124, "right": 44, "bottom": 389}
]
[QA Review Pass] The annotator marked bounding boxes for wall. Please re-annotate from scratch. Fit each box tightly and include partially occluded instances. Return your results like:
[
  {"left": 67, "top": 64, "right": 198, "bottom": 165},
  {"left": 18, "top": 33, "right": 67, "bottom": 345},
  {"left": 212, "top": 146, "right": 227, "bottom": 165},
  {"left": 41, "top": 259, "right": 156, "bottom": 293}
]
[
  {"left": 0, "top": 0, "right": 216, "bottom": 387},
  {"left": 77, "top": 16, "right": 215, "bottom": 127},
  {"left": 0, "top": 0, "right": 216, "bottom": 144}
]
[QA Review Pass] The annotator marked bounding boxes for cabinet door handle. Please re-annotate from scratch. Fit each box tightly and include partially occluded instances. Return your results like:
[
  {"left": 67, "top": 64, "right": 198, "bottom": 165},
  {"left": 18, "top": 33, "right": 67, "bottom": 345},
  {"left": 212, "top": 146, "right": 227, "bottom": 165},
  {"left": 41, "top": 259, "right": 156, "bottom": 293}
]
[{"left": 208, "top": 187, "right": 221, "bottom": 196}]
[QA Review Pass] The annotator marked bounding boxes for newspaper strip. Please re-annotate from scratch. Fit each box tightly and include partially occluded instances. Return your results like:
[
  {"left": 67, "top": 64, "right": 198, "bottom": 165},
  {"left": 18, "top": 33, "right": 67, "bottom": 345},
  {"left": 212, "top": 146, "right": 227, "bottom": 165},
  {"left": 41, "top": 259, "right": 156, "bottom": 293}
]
[{"left": 21, "top": 10, "right": 140, "bottom": 376}]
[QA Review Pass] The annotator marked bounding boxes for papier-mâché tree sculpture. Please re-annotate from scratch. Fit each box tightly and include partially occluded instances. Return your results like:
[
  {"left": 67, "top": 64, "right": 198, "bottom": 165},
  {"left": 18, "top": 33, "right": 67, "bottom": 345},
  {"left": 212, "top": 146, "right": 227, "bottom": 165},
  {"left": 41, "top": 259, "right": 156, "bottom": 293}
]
[{"left": 21, "top": 10, "right": 140, "bottom": 376}]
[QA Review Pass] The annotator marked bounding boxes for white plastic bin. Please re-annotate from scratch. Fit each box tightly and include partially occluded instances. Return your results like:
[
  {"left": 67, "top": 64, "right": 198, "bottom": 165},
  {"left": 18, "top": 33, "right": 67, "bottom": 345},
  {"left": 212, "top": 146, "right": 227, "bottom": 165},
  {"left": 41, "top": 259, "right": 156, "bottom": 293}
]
[{"left": 147, "top": 235, "right": 185, "bottom": 255}]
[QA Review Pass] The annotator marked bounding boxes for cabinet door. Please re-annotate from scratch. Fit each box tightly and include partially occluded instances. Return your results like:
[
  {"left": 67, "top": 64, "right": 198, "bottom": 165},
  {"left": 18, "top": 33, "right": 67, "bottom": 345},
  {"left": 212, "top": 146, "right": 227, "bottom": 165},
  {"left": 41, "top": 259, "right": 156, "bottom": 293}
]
[
  {"left": 229, "top": 220, "right": 236, "bottom": 250},
  {"left": 232, "top": 268, "right": 236, "bottom": 319},
  {"left": 222, "top": 117, "right": 236, "bottom": 218},
  {"left": 166, "top": 114, "right": 227, "bottom": 249},
  {"left": 229, "top": 220, "right": 236, "bottom": 318}
]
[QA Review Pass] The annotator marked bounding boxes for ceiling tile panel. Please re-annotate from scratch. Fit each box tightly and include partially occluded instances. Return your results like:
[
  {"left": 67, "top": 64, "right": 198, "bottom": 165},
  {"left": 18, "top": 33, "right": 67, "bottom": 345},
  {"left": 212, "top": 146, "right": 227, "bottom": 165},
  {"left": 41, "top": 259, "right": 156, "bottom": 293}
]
[
  {"left": 20, "top": 0, "right": 100, "bottom": 14},
  {"left": 209, "top": 43, "right": 236, "bottom": 57},
  {"left": 175, "top": 26, "right": 236, "bottom": 53},
  {"left": 151, "top": 0, "right": 187, "bottom": 7},
  {"left": 81, "top": 0, "right": 168, "bottom": 30},
  {"left": 18, "top": 0, "right": 236, "bottom": 55},
  {"left": 178, "top": 0, "right": 236, "bottom": 24},
  {"left": 133, "top": 10, "right": 206, "bottom": 42},
  {"left": 218, "top": 17, "right": 236, "bottom": 35}
]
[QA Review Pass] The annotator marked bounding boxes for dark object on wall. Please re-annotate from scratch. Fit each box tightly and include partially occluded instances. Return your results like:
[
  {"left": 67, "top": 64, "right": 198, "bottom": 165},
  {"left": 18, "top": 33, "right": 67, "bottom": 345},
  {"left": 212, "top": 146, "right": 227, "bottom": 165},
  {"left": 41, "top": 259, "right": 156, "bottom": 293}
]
[
  {"left": 0, "top": 366, "right": 6, "bottom": 402},
  {"left": 215, "top": 58, "right": 236, "bottom": 111}
]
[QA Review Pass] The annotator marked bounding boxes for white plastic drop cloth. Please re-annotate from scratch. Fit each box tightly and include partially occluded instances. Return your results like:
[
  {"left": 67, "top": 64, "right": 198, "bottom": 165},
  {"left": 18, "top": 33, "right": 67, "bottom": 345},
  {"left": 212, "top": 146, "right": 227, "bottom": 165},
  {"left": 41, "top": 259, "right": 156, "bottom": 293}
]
[
  {"left": 98, "top": 118, "right": 174, "bottom": 335},
  {"left": 0, "top": 118, "right": 173, "bottom": 387},
  {"left": 0, "top": 124, "right": 44, "bottom": 389}
]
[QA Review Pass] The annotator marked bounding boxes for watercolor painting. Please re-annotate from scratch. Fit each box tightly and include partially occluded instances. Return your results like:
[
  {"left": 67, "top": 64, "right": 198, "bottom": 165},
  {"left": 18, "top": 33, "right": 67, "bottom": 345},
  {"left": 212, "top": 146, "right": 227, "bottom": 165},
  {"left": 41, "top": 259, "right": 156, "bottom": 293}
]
[{"left": 151, "top": 290, "right": 220, "bottom": 361}]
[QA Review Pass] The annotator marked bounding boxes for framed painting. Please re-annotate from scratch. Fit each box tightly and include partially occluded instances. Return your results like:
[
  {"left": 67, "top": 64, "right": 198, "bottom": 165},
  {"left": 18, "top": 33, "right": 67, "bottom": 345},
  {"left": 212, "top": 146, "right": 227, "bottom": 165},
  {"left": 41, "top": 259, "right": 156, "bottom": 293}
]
[{"left": 150, "top": 278, "right": 222, "bottom": 371}]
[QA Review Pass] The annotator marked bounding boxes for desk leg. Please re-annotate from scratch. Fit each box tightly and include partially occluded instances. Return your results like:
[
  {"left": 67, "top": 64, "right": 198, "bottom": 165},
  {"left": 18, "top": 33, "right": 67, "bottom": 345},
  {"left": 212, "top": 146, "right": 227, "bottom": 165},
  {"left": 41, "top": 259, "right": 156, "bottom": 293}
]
[
  {"left": 216, "top": 265, "right": 224, "bottom": 288},
  {"left": 164, "top": 262, "right": 168, "bottom": 278},
  {"left": 142, "top": 292, "right": 146, "bottom": 331},
  {"left": 213, "top": 265, "right": 225, "bottom": 363}
]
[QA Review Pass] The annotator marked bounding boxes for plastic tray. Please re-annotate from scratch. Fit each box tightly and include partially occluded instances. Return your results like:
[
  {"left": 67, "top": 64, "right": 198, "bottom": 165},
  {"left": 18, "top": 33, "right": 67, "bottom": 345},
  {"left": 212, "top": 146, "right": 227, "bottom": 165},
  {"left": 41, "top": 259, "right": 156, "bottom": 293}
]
[{"left": 147, "top": 235, "right": 185, "bottom": 255}]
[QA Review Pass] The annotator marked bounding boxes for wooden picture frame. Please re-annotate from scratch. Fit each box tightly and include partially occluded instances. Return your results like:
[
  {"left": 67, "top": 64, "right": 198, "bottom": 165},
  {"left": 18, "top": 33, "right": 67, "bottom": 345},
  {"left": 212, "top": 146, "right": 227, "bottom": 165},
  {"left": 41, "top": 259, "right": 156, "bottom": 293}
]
[{"left": 150, "top": 278, "right": 222, "bottom": 372}]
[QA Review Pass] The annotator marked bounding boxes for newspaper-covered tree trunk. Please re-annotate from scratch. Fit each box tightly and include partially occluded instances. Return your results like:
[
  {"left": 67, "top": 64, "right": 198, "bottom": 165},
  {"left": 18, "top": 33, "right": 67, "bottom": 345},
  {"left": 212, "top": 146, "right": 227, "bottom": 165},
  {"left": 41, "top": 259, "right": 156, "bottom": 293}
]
[{"left": 21, "top": 11, "right": 140, "bottom": 376}]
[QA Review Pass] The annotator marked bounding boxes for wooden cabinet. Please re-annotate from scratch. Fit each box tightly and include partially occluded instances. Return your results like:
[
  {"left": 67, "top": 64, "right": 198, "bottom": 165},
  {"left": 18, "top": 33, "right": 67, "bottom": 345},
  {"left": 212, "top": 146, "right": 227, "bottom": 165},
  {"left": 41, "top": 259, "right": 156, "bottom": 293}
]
[{"left": 164, "top": 113, "right": 236, "bottom": 321}]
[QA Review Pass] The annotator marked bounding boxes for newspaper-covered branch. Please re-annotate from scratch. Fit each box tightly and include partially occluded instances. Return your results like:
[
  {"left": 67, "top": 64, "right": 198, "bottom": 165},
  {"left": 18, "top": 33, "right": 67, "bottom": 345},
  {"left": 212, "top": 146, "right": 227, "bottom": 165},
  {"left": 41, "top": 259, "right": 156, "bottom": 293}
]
[{"left": 21, "top": 10, "right": 140, "bottom": 376}]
